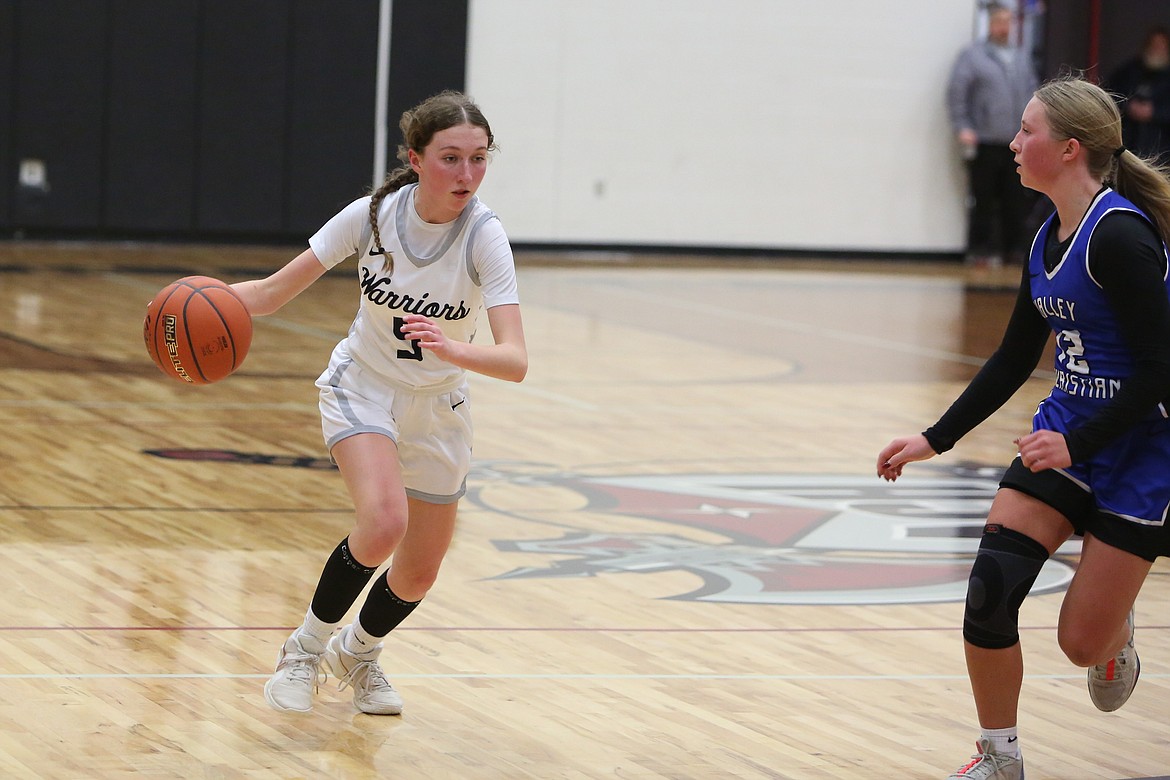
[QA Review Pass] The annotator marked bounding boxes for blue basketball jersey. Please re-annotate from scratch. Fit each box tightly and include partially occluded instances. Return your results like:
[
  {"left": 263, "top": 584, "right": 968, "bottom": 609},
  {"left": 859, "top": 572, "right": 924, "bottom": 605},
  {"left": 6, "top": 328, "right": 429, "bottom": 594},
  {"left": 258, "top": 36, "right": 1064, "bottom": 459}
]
[
  {"left": 1029, "top": 188, "right": 1170, "bottom": 419},
  {"left": 1028, "top": 189, "right": 1170, "bottom": 532}
]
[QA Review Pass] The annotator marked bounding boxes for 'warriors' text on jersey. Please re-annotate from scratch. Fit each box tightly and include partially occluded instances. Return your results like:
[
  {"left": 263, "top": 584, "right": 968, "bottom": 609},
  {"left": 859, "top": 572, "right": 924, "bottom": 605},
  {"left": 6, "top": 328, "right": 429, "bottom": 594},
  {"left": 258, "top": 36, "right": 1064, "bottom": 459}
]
[{"left": 309, "top": 184, "right": 519, "bottom": 391}]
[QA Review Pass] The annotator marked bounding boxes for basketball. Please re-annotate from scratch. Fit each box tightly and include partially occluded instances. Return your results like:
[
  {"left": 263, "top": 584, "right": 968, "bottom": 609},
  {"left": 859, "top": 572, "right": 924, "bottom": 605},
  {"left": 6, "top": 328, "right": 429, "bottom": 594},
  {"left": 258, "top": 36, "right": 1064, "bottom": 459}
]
[{"left": 143, "top": 276, "right": 252, "bottom": 384}]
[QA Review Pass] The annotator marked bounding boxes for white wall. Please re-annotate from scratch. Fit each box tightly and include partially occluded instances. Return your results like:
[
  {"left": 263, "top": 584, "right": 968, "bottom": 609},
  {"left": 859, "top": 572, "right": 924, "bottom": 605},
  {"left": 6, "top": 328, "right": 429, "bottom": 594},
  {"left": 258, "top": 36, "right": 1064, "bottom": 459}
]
[{"left": 466, "top": 0, "right": 980, "bottom": 254}]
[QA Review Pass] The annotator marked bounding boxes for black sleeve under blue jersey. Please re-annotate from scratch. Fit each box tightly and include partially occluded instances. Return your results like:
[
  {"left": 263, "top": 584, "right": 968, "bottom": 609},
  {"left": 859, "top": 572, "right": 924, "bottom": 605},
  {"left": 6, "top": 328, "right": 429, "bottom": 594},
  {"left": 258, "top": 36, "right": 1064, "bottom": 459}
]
[
  {"left": 922, "top": 263, "right": 1049, "bottom": 454},
  {"left": 923, "top": 210, "right": 1170, "bottom": 461},
  {"left": 1064, "top": 210, "right": 1170, "bottom": 461}
]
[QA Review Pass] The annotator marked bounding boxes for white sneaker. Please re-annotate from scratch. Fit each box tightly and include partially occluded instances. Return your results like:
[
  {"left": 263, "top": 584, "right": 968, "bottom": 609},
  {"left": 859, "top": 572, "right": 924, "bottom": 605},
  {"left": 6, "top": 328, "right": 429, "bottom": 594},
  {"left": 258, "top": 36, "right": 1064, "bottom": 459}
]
[
  {"left": 263, "top": 632, "right": 326, "bottom": 713},
  {"left": 324, "top": 627, "right": 404, "bottom": 715},
  {"left": 1088, "top": 607, "right": 1140, "bottom": 712},
  {"left": 946, "top": 739, "right": 1024, "bottom": 779}
]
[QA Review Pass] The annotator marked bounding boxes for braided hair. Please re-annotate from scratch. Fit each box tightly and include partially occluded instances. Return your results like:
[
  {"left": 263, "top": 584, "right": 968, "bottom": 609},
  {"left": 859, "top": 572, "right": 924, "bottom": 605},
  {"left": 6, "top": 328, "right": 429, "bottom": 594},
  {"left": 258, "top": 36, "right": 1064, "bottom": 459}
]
[{"left": 367, "top": 91, "right": 497, "bottom": 273}]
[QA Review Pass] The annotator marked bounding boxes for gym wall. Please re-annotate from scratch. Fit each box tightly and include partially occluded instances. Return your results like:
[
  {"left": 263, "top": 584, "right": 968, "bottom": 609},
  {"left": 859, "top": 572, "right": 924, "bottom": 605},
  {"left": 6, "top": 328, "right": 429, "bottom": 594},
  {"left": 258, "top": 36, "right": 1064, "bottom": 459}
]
[
  {"left": 2, "top": 1, "right": 1158, "bottom": 254},
  {"left": 0, "top": 0, "right": 466, "bottom": 242}
]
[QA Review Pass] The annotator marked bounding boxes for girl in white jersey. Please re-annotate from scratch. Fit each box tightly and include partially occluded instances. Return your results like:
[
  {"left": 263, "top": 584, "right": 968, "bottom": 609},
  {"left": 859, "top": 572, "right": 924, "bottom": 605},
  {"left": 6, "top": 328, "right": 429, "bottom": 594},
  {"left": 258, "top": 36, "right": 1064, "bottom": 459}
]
[
  {"left": 231, "top": 91, "right": 527, "bottom": 716},
  {"left": 879, "top": 77, "right": 1170, "bottom": 779}
]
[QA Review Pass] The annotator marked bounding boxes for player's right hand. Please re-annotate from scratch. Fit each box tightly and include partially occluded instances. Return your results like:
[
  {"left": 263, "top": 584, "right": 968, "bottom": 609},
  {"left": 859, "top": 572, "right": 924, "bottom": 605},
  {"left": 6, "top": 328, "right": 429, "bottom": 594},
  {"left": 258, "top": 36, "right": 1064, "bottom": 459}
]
[{"left": 876, "top": 434, "right": 936, "bottom": 482}]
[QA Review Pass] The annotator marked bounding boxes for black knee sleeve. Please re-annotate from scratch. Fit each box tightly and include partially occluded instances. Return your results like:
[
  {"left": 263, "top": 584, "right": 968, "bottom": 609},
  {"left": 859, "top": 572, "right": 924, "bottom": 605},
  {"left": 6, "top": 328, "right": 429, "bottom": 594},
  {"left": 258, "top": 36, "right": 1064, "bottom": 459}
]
[{"left": 963, "top": 524, "right": 1049, "bottom": 650}]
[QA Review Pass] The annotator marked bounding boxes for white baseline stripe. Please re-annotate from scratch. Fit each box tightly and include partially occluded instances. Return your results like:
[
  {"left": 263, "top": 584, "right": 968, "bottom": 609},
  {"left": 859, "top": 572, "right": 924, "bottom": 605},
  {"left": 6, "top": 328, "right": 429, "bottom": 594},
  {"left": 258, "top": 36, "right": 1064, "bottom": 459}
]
[{"left": 5, "top": 672, "right": 1167, "bottom": 681}]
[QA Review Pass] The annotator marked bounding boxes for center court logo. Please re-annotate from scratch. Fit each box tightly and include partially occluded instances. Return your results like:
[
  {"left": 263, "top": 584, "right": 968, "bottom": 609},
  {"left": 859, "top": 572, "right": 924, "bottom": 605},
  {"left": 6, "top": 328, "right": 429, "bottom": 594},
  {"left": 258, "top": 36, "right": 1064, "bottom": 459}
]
[
  {"left": 474, "top": 464, "right": 1079, "bottom": 606},
  {"left": 139, "top": 450, "right": 1080, "bottom": 606}
]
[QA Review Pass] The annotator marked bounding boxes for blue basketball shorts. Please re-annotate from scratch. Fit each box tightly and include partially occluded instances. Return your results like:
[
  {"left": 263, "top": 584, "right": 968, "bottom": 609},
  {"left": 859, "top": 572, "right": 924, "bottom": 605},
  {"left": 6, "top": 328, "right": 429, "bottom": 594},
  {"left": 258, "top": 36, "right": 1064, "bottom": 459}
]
[{"left": 999, "top": 396, "right": 1170, "bottom": 561}]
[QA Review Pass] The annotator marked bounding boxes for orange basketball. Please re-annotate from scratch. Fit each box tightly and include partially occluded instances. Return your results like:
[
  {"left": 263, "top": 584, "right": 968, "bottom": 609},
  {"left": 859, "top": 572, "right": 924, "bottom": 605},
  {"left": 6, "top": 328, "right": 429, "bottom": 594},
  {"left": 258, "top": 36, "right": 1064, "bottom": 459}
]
[{"left": 143, "top": 276, "right": 252, "bottom": 385}]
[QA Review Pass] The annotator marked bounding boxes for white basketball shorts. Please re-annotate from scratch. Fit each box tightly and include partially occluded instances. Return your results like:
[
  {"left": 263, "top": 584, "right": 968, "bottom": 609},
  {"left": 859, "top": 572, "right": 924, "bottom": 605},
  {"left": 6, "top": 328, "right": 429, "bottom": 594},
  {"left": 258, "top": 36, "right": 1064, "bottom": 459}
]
[{"left": 316, "top": 348, "right": 473, "bottom": 504}]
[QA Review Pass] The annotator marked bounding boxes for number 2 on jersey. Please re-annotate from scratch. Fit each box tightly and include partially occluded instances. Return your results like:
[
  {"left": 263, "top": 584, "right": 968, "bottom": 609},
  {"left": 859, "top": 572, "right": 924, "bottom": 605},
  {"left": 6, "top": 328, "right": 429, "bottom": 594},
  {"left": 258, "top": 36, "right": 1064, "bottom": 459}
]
[
  {"left": 1057, "top": 329, "right": 1089, "bottom": 374},
  {"left": 394, "top": 316, "right": 424, "bottom": 361}
]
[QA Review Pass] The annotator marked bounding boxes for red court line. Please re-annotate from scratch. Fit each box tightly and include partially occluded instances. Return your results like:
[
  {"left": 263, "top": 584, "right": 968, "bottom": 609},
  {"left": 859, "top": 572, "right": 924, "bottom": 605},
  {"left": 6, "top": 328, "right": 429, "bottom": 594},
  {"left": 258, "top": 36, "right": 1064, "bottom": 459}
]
[{"left": 2, "top": 624, "right": 1161, "bottom": 634}]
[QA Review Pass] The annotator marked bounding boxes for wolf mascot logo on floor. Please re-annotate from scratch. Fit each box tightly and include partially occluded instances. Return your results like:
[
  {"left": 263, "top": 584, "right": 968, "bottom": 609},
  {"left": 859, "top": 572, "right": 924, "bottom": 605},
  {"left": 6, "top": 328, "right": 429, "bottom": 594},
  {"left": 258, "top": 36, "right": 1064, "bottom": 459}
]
[
  {"left": 476, "top": 463, "right": 1079, "bottom": 606},
  {"left": 141, "top": 450, "right": 1080, "bottom": 607}
]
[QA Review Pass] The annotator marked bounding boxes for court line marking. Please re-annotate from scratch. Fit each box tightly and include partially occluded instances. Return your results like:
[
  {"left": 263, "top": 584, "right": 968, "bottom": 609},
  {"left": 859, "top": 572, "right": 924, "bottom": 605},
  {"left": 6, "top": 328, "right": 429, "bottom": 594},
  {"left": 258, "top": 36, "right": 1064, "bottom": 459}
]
[
  {"left": 0, "top": 400, "right": 309, "bottom": 410},
  {"left": 5, "top": 625, "right": 1164, "bottom": 633},
  {"left": 0, "top": 506, "right": 352, "bottom": 513},
  {"left": 105, "top": 274, "right": 346, "bottom": 342},
  {"left": 485, "top": 381, "right": 601, "bottom": 411},
  {"left": 6, "top": 672, "right": 1169, "bottom": 682},
  {"left": 604, "top": 276, "right": 1055, "bottom": 376},
  {"left": 105, "top": 271, "right": 601, "bottom": 411},
  {"left": 0, "top": 386, "right": 599, "bottom": 413}
]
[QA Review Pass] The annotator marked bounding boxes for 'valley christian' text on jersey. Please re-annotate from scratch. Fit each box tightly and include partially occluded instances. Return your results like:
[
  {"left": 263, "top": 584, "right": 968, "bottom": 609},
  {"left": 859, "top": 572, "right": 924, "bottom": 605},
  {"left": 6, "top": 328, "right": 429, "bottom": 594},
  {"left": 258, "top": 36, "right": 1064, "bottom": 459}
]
[
  {"left": 1030, "top": 187, "right": 1170, "bottom": 418},
  {"left": 309, "top": 184, "right": 519, "bottom": 391}
]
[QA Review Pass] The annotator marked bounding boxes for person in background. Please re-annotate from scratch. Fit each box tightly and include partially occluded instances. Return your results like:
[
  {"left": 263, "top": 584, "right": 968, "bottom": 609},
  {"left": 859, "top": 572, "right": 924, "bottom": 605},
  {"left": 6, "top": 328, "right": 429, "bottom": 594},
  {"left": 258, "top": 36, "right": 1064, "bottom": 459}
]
[
  {"left": 947, "top": 3, "right": 1039, "bottom": 268},
  {"left": 1106, "top": 26, "right": 1170, "bottom": 163}
]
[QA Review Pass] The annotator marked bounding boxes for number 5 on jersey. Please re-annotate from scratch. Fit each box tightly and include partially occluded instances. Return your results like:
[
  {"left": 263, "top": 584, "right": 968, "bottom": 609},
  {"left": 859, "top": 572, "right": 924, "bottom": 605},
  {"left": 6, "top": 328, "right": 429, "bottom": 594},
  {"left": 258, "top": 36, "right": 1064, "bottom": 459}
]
[{"left": 394, "top": 316, "right": 424, "bottom": 361}]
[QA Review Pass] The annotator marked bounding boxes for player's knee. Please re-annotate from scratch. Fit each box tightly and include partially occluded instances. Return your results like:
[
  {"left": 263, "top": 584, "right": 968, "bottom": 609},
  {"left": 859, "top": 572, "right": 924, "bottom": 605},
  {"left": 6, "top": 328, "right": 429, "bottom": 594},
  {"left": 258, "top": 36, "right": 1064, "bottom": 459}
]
[
  {"left": 1058, "top": 618, "right": 1116, "bottom": 667},
  {"left": 962, "top": 525, "right": 1049, "bottom": 649},
  {"left": 389, "top": 564, "right": 441, "bottom": 602},
  {"left": 354, "top": 500, "right": 408, "bottom": 560},
  {"left": 1059, "top": 632, "right": 1102, "bottom": 667}
]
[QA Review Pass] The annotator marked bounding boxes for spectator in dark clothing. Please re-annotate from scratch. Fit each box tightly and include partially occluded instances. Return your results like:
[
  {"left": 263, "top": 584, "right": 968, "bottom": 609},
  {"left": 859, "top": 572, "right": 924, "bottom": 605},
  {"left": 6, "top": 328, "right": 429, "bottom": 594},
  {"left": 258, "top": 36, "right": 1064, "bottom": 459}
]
[{"left": 1106, "top": 27, "right": 1170, "bottom": 164}]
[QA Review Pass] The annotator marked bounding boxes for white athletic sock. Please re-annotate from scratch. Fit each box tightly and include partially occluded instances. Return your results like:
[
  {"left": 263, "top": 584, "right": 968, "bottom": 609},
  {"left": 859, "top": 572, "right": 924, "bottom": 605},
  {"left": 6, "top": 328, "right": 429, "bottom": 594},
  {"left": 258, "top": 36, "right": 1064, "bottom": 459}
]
[
  {"left": 298, "top": 607, "right": 338, "bottom": 648},
  {"left": 345, "top": 619, "right": 382, "bottom": 656},
  {"left": 981, "top": 726, "right": 1020, "bottom": 758}
]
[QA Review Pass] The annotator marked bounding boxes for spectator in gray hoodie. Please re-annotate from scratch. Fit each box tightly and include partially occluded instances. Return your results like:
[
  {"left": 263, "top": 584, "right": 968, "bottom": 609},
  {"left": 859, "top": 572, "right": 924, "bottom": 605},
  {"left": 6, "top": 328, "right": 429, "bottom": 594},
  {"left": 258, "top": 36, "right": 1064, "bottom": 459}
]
[{"left": 947, "top": 3, "right": 1039, "bottom": 267}]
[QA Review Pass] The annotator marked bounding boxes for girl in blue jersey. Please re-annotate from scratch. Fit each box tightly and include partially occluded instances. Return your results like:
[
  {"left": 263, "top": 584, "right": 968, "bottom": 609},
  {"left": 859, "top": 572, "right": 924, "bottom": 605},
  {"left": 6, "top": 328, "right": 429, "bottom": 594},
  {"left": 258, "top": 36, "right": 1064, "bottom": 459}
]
[
  {"left": 231, "top": 91, "right": 528, "bottom": 716},
  {"left": 879, "top": 77, "right": 1170, "bottom": 779}
]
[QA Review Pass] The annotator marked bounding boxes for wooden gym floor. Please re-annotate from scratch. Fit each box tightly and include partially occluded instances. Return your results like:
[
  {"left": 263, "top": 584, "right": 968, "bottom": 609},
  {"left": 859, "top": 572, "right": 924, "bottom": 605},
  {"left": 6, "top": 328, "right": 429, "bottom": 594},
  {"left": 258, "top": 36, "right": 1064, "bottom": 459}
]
[{"left": 1, "top": 241, "right": 1168, "bottom": 779}]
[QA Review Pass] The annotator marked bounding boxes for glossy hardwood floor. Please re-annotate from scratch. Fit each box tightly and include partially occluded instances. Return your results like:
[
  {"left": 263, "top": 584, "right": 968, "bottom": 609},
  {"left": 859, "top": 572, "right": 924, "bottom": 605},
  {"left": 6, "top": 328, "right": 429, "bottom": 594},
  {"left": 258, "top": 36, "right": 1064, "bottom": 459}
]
[{"left": 0, "top": 242, "right": 1167, "bottom": 779}]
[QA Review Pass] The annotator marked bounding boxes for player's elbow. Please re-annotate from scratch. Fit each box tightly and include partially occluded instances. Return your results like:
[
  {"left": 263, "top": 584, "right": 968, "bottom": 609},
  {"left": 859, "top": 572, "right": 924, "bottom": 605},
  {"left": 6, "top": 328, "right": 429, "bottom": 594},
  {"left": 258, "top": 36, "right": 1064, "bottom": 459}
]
[
  {"left": 233, "top": 278, "right": 282, "bottom": 317},
  {"left": 507, "top": 354, "right": 528, "bottom": 383},
  {"left": 502, "top": 348, "right": 528, "bottom": 383}
]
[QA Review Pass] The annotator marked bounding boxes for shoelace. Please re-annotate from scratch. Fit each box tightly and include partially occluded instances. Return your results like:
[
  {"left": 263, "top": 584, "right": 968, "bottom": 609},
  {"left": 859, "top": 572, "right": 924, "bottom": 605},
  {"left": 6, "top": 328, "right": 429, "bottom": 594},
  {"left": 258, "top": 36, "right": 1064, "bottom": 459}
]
[
  {"left": 1101, "top": 611, "right": 1137, "bottom": 675},
  {"left": 1092, "top": 647, "right": 1130, "bottom": 680},
  {"left": 337, "top": 658, "right": 394, "bottom": 695},
  {"left": 280, "top": 651, "right": 325, "bottom": 690},
  {"left": 954, "top": 747, "right": 1014, "bottom": 777}
]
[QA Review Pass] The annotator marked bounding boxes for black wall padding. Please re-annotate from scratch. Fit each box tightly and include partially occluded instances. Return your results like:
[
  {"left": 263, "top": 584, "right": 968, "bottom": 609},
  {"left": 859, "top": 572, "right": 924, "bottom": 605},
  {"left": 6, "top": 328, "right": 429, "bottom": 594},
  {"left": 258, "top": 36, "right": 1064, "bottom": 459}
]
[
  {"left": 387, "top": 0, "right": 470, "bottom": 165},
  {"left": 105, "top": 0, "right": 200, "bottom": 232},
  {"left": 0, "top": 1, "right": 14, "bottom": 228},
  {"left": 1, "top": 0, "right": 468, "bottom": 241},
  {"left": 12, "top": 1, "right": 108, "bottom": 229},
  {"left": 196, "top": 0, "right": 290, "bottom": 234},
  {"left": 285, "top": 1, "right": 380, "bottom": 231}
]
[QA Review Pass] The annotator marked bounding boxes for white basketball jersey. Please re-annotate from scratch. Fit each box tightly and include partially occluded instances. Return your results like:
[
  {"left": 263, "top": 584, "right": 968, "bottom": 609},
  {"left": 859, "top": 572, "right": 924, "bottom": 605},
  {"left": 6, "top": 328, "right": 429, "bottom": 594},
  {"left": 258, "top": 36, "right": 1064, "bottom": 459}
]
[{"left": 309, "top": 183, "right": 519, "bottom": 391}]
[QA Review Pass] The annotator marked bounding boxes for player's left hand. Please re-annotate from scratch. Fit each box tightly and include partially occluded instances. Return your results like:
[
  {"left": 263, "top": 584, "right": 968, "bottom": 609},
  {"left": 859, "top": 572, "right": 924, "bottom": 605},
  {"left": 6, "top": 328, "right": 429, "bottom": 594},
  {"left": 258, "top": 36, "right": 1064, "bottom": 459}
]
[
  {"left": 400, "top": 314, "right": 457, "bottom": 361},
  {"left": 1014, "top": 430, "right": 1071, "bottom": 472}
]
